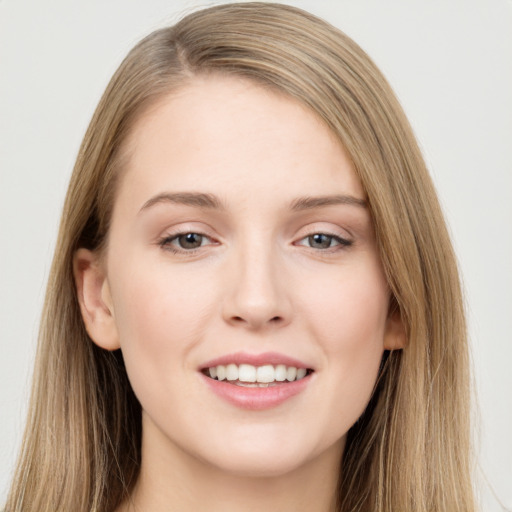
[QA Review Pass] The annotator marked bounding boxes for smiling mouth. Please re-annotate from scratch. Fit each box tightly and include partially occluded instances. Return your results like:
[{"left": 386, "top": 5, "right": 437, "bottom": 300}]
[{"left": 201, "top": 363, "right": 314, "bottom": 387}]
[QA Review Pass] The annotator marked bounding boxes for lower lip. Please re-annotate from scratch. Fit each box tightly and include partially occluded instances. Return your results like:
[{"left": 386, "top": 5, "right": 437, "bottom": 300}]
[{"left": 200, "top": 373, "right": 312, "bottom": 410}]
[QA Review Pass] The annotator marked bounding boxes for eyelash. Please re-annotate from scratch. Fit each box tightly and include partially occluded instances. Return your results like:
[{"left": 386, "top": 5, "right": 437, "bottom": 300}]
[
  {"left": 295, "top": 233, "right": 353, "bottom": 251},
  {"left": 157, "top": 231, "right": 353, "bottom": 255},
  {"left": 157, "top": 232, "right": 215, "bottom": 255}
]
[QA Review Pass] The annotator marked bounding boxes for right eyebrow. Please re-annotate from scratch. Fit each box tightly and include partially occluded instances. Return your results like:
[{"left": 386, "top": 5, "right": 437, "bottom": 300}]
[
  {"left": 138, "top": 192, "right": 226, "bottom": 213},
  {"left": 289, "top": 194, "right": 367, "bottom": 211}
]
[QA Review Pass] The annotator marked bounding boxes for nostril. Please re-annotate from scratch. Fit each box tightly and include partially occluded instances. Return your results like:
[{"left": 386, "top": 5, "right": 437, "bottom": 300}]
[{"left": 231, "top": 315, "right": 281, "bottom": 322}]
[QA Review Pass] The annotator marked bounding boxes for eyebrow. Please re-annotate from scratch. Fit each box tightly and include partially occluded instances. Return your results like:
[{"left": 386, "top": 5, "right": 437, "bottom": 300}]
[
  {"left": 289, "top": 194, "right": 367, "bottom": 210},
  {"left": 139, "top": 191, "right": 367, "bottom": 214},
  {"left": 139, "top": 192, "right": 226, "bottom": 213}
]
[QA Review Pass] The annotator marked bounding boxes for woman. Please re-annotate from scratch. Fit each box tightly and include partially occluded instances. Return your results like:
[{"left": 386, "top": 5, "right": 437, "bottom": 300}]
[{"left": 4, "top": 3, "right": 475, "bottom": 511}]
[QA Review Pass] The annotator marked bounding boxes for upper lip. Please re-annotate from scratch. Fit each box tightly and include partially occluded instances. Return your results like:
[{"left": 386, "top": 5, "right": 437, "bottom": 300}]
[{"left": 200, "top": 351, "right": 312, "bottom": 370}]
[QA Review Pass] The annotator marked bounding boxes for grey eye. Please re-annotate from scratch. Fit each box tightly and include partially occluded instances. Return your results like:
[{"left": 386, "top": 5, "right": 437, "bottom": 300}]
[
  {"left": 307, "top": 233, "right": 335, "bottom": 249},
  {"left": 177, "top": 233, "right": 204, "bottom": 249}
]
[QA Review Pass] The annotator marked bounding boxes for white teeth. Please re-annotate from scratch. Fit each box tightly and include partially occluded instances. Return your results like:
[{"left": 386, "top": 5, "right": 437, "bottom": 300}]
[
  {"left": 235, "top": 381, "right": 278, "bottom": 388},
  {"left": 286, "top": 366, "right": 297, "bottom": 381},
  {"left": 256, "top": 364, "right": 275, "bottom": 383},
  {"left": 216, "top": 365, "right": 226, "bottom": 381},
  {"left": 275, "top": 364, "right": 287, "bottom": 381},
  {"left": 205, "top": 363, "right": 310, "bottom": 383},
  {"left": 238, "top": 364, "right": 256, "bottom": 382},
  {"left": 226, "top": 363, "right": 238, "bottom": 381}
]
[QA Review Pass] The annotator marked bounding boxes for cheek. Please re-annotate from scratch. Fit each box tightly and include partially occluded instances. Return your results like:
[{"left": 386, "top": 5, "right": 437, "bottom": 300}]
[
  {"left": 111, "top": 253, "right": 214, "bottom": 334},
  {"left": 306, "top": 262, "right": 389, "bottom": 349},
  {"left": 303, "top": 264, "right": 389, "bottom": 421},
  {"left": 107, "top": 258, "right": 218, "bottom": 395}
]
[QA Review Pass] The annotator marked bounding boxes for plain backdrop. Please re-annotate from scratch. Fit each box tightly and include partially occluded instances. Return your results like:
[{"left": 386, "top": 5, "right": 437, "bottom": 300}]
[{"left": 1, "top": 0, "right": 511, "bottom": 509}]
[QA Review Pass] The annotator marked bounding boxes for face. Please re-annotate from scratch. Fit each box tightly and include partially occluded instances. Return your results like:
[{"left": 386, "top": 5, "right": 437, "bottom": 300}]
[{"left": 76, "top": 75, "right": 404, "bottom": 478}]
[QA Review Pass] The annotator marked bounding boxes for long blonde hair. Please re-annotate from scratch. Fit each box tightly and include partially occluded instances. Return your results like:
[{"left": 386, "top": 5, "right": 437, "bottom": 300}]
[{"left": 5, "top": 3, "right": 475, "bottom": 511}]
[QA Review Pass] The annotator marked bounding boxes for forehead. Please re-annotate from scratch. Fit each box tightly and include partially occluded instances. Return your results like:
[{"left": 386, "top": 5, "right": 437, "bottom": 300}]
[{"left": 117, "top": 75, "right": 364, "bottom": 210}]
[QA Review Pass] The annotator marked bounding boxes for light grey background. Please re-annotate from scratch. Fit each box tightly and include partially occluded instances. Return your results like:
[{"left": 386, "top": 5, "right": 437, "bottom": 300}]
[{"left": 1, "top": 0, "right": 511, "bottom": 509}]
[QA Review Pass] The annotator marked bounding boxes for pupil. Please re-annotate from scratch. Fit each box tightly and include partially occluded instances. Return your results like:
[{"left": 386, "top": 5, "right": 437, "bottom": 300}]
[
  {"left": 310, "top": 234, "right": 331, "bottom": 249},
  {"left": 179, "top": 233, "right": 202, "bottom": 249}
]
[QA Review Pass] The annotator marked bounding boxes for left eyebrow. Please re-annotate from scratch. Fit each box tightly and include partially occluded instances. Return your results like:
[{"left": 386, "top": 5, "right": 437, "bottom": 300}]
[
  {"left": 289, "top": 194, "right": 367, "bottom": 211},
  {"left": 139, "top": 192, "right": 226, "bottom": 213}
]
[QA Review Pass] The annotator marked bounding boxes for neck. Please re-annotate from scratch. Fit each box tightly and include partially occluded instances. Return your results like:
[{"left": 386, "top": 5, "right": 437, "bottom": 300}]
[{"left": 119, "top": 418, "right": 343, "bottom": 512}]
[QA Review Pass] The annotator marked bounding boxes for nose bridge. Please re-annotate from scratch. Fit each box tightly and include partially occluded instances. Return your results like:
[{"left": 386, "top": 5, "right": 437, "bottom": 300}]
[{"left": 223, "top": 232, "right": 290, "bottom": 329}]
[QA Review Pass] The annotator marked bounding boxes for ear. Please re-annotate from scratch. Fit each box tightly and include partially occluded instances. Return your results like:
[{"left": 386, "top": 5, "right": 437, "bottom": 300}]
[
  {"left": 383, "top": 301, "right": 407, "bottom": 350},
  {"left": 73, "top": 248, "right": 120, "bottom": 351}
]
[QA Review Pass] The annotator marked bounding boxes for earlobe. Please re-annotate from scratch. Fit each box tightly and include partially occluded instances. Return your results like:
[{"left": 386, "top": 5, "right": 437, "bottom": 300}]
[
  {"left": 383, "top": 304, "right": 407, "bottom": 351},
  {"left": 73, "top": 248, "right": 120, "bottom": 351}
]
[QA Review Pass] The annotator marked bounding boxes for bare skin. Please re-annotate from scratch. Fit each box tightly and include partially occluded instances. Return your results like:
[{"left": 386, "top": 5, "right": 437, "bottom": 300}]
[
  {"left": 119, "top": 421, "right": 342, "bottom": 511},
  {"left": 75, "top": 75, "right": 405, "bottom": 512}
]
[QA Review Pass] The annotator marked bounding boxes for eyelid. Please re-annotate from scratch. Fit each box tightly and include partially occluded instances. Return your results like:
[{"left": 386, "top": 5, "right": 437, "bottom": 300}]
[
  {"left": 156, "top": 225, "right": 219, "bottom": 254},
  {"left": 155, "top": 223, "right": 354, "bottom": 255},
  {"left": 294, "top": 221, "right": 352, "bottom": 240},
  {"left": 295, "top": 232, "right": 352, "bottom": 248},
  {"left": 156, "top": 221, "right": 217, "bottom": 241}
]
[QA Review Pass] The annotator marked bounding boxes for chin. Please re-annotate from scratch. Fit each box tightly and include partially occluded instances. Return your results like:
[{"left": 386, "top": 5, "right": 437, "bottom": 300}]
[
  {"left": 194, "top": 428, "right": 344, "bottom": 479},
  {"left": 206, "top": 449, "right": 312, "bottom": 479}
]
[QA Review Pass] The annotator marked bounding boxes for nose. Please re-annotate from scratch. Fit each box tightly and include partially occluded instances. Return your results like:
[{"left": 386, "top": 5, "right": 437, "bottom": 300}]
[{"left": 221, "top": 244, "right": 292, "bottom": 331}]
